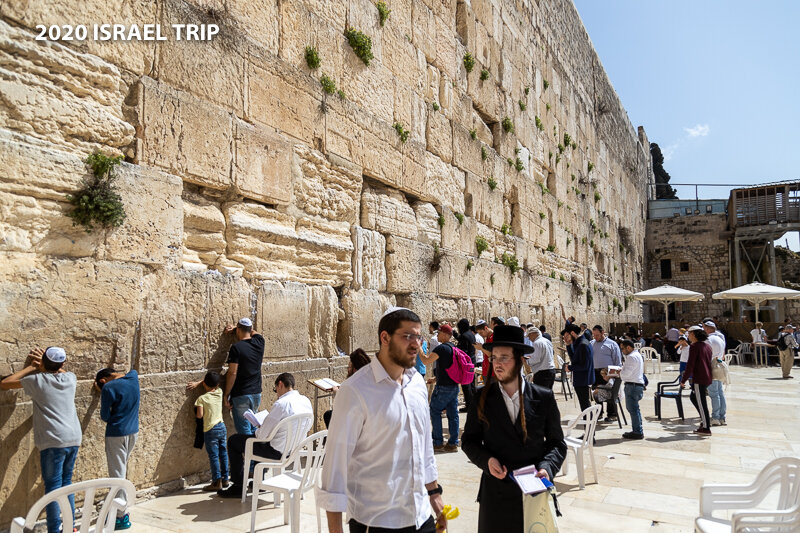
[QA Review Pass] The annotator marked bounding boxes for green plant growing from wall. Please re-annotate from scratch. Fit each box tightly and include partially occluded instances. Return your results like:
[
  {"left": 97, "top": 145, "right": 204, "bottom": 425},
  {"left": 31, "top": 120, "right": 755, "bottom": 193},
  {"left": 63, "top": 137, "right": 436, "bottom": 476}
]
[
  {"left": 594, "top": 191, "right": 601, "bottom": 203},
  {"left": 514, "top": 157, "right": 524, "bottom": 172},
  {"left": 466, "top": 259, "right": 473, "bottom": 271},
  {"left": 587, "top": 291, "right": 593, "bottom": 306},
  {"left": 430, "top": 243, "right": 443, "bottom": 272},
  {"left": 480, "top": 68, "right": 489, "bottom": 81},
  {"left": 557, "top": 200, "right": 563, "bottom": 207},
  {"left": 463, "top": 52, "right": 475, "bottom": 72},
  {"left": 519, "top": 100, "right": 526, "bottom": 111},
  {"left": 566, "top": 236, "right": 572, "bottom": 245},
  {"left": 571, "top": 141, "right": 577, "bottom": 150},
  {"left": 475, "top": 235, "right": 489, "bottom": 255},
  {"left": 559, "top": 273, "right": 566, "bottom": 281},
  {"left": 488, "top": 176, "right": 497, "bottom": 190},
  {"left": 543, "top": 79, "right": 549, "bottom": 90},
  {"left": 67, "top": 152, "right": 126, "bottom": 233},
  {"left": 506, "top": 157, "right": 514, "bottom": 167},
  {"left": 432, "top": 102, "right": 439, "bottom": 111},
  {"left": 582, "top": 236, "right": 587, "bottom": 244},
  {"left": 590, "top": 239, "right": 595, "bottom": 248},
  {"left": 437, "top": 214, "right": 445, "bottom": 227},
  {"left": 320, "top": 73, "right": 336, "bottom": 94},
  {"left": 376, "top": 1, "right": 391, "bottom": 26},
  {"left": 563, "top": 132, "right": 572, "bottom": 147},
  {"left": 345, "top": 28, "right": 374, "bottom": 65},
  {"left": 546, "top": 103, "right": 551, "bottom": 112},
  {"left": 501, "top": 252, "right": 520, "bottom": 274},
  {"left": 502, "top": 117, "right": 514, "bottom": 134},
  {"left": 470, "top": 129, "right": 477, "bottom": 140},
  {"left": 501, "top": 223, "right": 511, "bottom": 235},
  {"left": 535, "top": 116, "right": 543, "bottom": 131},
  {"left": 490, "top": 273, "right": 495, "bottom": 285},
  {"left": 546, "top": 244, "right": 555, "bottom": 252},
  {"left": 337, "top": 89, "right": 346, "bottom": 100},
  {"left": 393, "top": 122, "right": 409, "bottom": 143},
  {"left": 549, "top": 271, "right": 556, "bottom": 279},
  {"left": 571, "top": 174, "right": 576, "bottom": 181},
  {"left": 590, "top": 219, "right": 597, "bottom": 232},
  {"left": 555, "top": 154, "right": 561, "bottom": 165},
  {"left": 481, "top": 145, "right": 488, "bottom": 161},
  {"left": 558, "top": 144, "right": 564, "bottom": 154},
  {"left": 454, "top": 212, "right": 464, "bottom": 224},
  {"left": 524, "top": 87, "right": 530, "bottom": 95},
  {"left": 548, "top": 151, "right": 553, "bottom": 160},
  {"left": 305, "top": 46, "right": 321, "bottom": 69},
  {"left": 539, "top": 211, "right": 546, "bottom": 220},
  {"left": 587, "top": 161, "right": 594, "bottom": 172}
]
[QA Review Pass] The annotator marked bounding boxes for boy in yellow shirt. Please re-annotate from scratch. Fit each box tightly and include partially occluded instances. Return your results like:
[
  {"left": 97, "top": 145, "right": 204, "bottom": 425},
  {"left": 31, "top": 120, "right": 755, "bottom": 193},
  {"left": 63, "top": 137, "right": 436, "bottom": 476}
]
[{"left": 195, "top": 371, "right": 229, "bottom": 491}]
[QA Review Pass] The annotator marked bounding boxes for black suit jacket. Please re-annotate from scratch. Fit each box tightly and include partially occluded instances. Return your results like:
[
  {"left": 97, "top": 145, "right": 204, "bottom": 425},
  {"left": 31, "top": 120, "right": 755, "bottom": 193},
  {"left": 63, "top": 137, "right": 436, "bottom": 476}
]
[{"left": 462, "top": 381, "right": 566, "bottom": 532}]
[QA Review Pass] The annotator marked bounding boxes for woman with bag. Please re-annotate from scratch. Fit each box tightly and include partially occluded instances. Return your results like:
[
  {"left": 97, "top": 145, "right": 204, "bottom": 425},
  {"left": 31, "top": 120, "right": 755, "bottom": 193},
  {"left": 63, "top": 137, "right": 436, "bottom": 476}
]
[{"left": 462, "top": 325, "right": 567, "bottom": 532}]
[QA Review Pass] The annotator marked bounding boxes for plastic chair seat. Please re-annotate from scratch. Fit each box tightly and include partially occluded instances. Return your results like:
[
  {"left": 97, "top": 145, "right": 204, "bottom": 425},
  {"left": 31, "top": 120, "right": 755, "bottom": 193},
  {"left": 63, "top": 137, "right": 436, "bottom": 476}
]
[
  {"left": 261, "top": 472, "right": 303, "bottom": 492},
  {"left": 694, "top": 517, "right": 732, "bottom": 533}
]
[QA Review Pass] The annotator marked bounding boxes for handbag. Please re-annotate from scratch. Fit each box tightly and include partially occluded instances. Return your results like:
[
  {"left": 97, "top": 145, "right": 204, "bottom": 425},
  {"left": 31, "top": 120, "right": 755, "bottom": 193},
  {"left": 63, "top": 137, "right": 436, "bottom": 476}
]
[{"left": 522, "top": 487, "right": 560, "bottom": 532}]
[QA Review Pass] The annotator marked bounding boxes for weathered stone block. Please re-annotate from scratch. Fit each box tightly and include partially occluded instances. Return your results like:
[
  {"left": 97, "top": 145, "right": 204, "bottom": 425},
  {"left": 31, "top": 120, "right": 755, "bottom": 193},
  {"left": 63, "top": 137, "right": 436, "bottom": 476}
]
[
  {"left": 437, "top": 252, "right": 472, "bottom": 299},
  {"left": 465, "top": 171, "right": 503, "bottom": 228},
  {"left": 452, "top": 123, "right": 484, "bottom": 176},
  {"left": 337, "top": 289, "right": 394, "bottom": 353},
  {"left": 307, "top": 285, "right": 339, "bottom": 359},
  {"left": 351, "top": 226, "right": 387, "bottom": 291},
  {"left": 411, "top": 0, "right": 437, "bottom": 63},
  {"left": 413, "top": 201, "right": 442, "bottom": 247},
  {"left": 341, "top": 58, "right": 395, "bottom": 125},
  {"left": 233, "top": 120, "right": 293, "bottom": 206},
  {"left": 384, "top": 25, "right": 426, "bottom": 94},
  {"left": 257, "top": 281, "right": 309, "bottom": 358},
  {"left": 385, "top": 236, "right": 437, "bottom": 294},
  {"left": 136, "top": 77, "right": 233, "bottom": 191},
  {"left": 441, "top": 206, "right": 477, "bottom": 255},
  {"left": 360, "top": 183, "right": 417, "bottom": 239},
  {"left": 294, "top": 145, "right": 362, "bottom": 224},
  {"left": 0, "top": 21, "right": 135, "bottom": 155},
  {"left": 394, "top": 81, "right": 427, "bottom": 144},
  {"left": 424, "top": 152, "right": 466, "bottom": 213},
  {"left": 426, "top": 107, "right": 453, "bottom": 163}
]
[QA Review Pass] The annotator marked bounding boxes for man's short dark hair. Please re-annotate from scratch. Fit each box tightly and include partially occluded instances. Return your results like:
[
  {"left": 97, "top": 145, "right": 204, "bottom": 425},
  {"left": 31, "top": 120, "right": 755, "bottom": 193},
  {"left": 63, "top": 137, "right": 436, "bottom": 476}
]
[
  {"left": 592, "top": 324, "right": 604, "bottom": 332},
  {"left": 237, "top": 323, "right": 252, "bottom": 333},
  {"left": 204, "top": 371, "right": 221, "bottom": 388},
  {"left": 430, "top": 321, "right": 439, "bottom": 330},
  {"left": 691, "top": 329, "right": 709, "bottom": 342},
  {"left": 579, "top": 323, "right": 588, "bottom": 328},
  {"left": 275, "top": 372, "right": 295, "bottom": 389},
  {"left": 491, "top": 316, "right": 505, "bottom": 326},
  {"left": 620, "top": 339, "right": 635, "bottom": 349},
  {"left": 379, "top": 309, "right": 422, "bottom": 339},
  {"left": 349, "top": 348, "right": 371, "bottom": 371},
  {"left": 42, "top": 348, "right": 64, "bottom": 372},
  {"left": 540, "top": 325, "right": 547, "bottom": 332},
  {"left": 561, "top": 324, "right": 581, "bottom": 336},
  {"left": 95, "top": 368, "right": 115, "bottom": 389}
]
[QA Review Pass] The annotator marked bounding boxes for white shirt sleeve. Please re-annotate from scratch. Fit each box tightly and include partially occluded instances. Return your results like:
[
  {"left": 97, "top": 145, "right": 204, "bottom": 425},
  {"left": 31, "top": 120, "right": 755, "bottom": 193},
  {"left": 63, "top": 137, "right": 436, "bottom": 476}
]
[
  {"left": 316, "top": 384, "right": 365, "bottom": 512},
  {"left": 255, "top": 398, "right": 285, "bottom": 440},
  {"left": 423, "top": 399, "right": 438, "bottom": 485}
]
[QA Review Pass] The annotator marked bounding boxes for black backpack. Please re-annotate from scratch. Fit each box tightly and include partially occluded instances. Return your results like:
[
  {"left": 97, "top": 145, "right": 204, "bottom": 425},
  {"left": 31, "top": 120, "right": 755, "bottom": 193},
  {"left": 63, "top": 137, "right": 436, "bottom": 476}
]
[{"left": 777, "top": 333, "right": 788, "bottom": 351}]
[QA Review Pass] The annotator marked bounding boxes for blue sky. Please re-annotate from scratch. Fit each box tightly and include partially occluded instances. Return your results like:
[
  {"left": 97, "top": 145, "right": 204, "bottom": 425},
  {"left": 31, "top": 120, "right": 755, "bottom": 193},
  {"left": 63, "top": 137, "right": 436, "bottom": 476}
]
[{"left": 573, "top": 0, "right": 800, "bottom": 250}]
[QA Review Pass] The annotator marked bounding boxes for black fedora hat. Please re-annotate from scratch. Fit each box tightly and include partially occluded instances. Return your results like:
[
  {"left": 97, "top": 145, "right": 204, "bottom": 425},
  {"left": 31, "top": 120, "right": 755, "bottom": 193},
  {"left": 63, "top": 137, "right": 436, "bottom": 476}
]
[{"left": 482, "top": 325, "right": 534, "bottom": 354}]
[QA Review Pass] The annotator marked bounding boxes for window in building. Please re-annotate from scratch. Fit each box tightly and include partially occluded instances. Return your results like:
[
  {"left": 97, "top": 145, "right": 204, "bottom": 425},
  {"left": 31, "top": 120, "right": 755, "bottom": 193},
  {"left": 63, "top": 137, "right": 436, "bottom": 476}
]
[
  {"left": 685, "top": 207, "right": 692, "bottom": 215},
  {"left": 706, "top": 205, "right": 713, "bottom": 213},
  {"left": 680, "top": 262, "right": 689, "bottom": 272},
  {"left": 660, "top": 259, "right": 672, "bottom": 279}
]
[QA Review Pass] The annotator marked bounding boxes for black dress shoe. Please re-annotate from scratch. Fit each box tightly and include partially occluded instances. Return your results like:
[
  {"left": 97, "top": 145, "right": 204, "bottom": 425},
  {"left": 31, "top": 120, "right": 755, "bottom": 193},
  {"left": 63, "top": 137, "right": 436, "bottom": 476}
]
[
  {"left": 217, "top": 485, "right": 243, "bottom": 498},
  {"left": 622, "top": 431, "right": 644, "bottom": 440}
]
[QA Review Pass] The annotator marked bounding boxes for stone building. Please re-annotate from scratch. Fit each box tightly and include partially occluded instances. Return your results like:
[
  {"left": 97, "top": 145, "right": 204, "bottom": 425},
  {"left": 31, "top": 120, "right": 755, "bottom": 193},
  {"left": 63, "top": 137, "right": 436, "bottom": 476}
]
[{"left": 0, "top": 0, "right": 651, "bottom": 523}]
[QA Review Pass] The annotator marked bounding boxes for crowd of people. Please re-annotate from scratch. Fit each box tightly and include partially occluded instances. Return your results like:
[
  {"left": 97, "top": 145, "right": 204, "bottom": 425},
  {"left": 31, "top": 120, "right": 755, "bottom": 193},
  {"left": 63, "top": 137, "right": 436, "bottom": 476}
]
[{"left": 2, "top": 306, "right": 798, "bottom": 533}]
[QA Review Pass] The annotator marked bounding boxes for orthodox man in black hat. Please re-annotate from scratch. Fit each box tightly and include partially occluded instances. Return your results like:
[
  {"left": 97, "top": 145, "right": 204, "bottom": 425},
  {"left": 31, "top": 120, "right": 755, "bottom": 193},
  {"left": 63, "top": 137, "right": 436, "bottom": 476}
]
[{"left": 462, "top": 325, "right": 567, "bottom": 532}]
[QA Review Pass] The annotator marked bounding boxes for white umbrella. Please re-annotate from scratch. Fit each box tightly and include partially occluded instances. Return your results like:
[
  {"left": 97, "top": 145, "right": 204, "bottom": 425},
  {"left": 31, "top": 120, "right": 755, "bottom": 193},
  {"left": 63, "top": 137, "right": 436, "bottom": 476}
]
[
  {"left": 712, "top": 282, "right": 800, "bottom": 322},
  {"left": 633, "top": 284, "right": 704, "bottom": 333}
]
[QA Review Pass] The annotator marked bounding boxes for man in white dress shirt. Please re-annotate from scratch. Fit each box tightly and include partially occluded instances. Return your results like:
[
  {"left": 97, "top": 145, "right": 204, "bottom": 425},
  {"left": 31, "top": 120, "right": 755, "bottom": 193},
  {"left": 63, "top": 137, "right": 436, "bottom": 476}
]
[
  {"left": 318, "top": 307, "right": 447, "bottom": 533},
  {"left": 525, "top": 327, "right": 556, "bottom": 389},
  {"left": 619, "top": 340, "right": 645, "bottom": 439}
]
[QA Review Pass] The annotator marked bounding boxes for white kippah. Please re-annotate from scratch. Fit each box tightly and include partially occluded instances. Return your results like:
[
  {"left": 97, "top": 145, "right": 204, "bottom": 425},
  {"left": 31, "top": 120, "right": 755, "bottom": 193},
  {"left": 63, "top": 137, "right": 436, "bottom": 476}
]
[
  {"left": 238, "top": 317, "right": 253, "bottom": 327},
  {"left": 44, "top": 347, "right": 67, "bottom": 363},
  {"left": 382, "top": 306, "right": 411, "bottom": 318}
]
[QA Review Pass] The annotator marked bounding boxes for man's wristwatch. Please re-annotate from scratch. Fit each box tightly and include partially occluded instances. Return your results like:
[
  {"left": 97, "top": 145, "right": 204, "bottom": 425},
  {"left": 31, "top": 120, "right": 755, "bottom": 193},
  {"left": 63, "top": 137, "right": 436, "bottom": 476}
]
[{"left": 427, "top": 485, "right": 443, "bottom": 496}]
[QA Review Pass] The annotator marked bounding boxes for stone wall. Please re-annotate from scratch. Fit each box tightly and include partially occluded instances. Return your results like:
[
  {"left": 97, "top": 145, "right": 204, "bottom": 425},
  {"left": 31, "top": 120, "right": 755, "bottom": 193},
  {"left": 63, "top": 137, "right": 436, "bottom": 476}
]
[
  {"left": 644, "top": 214, "right": 730, "bottom": 323},
  {"left": 0, "top": 0, "right": 649, "bottom": 524}
]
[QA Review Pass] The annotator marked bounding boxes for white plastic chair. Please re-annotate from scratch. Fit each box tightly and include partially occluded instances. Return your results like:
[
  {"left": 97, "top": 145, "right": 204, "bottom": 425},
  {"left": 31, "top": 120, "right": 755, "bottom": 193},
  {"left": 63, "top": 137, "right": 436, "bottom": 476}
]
[
  {"left": 250, "top": 430, "right": 327, "bottom": 533},
  {"left": 11, "top": 478, "right": 135, "bottom": 533},
  {"left": 726, "top": 343, "right": 751, "bottom": 366},
  {"left": 242, "top": 412, "right": 313, "bottom": 503},
  {"left": 560, "top": 404, "right": 602, "bottom": 489},
  {"left": 640, "top": 346, "right": 661, "bottom": 375},
  {"left": 695, "top": 457, "right": 800, "bottom": 532},
  {"left": 634, "top": 342, "right": 642, "bottom": 350}
]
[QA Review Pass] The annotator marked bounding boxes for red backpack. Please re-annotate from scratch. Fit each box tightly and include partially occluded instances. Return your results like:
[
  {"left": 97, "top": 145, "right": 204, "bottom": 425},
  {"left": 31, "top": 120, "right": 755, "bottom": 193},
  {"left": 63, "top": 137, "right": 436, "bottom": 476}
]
[{"left": 445, "top": 345, "right": 475, "bottom": 385}]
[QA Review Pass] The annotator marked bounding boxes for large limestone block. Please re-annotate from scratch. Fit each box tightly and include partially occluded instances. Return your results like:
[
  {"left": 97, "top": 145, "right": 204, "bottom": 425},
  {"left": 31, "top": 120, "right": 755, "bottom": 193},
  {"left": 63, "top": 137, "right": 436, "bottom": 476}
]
[
  {"left": 452, "top": 123, "right": 484, "bottom": 177},
  {"left": 101, "top": 164, "right": 183, "bottom": 266},
  {"left": 464, "top": 171, "right": 503, "bottom": 228},
  {"left": 135, "top": 77, "right": 233, "bottom": 191},
  {"left": 384, "top": 25, "right": 427, "bottom": 94},
  {"left": 157, "top": 0, "right": 245, "bottom": 114},
  {"left": 394, "top": 81, "right": 427, "bottom": 144},
  {"left": 395, "top": 292, "right": 433, "bottom": 326},
  {"left": 341, "top": 58, "right": 395, "bottom": 125},
  {"left": 0, "top": 0, "right": 157, "bottom": 75},
  {"left": 360, "top": 183, "right": 417, "bottom": 240},
  {"left": 307, "top": 285, "right": 339, "bottom": 359},
  {"left": 425, "top": 107, "right": 453, "bottom": 164},
  {"left": 432, "top": 297, "right": 459, "bottom": 323},
  {"left": 413, "top": 201, "right": 442, "bottom": 247},
  {"left": 411, "top": 0, "right": 437, "bottom": 63},
  {"left": 351, "top": 226, "right": 387, "bottom": 291},
  {"left": 225, "top": 203, "right": 353, "bottom": 285},
  {"left": 0, "top": 21, "right": 135, "bottom": 155},
  {"left": 294, "top": 145, "right": 362, "bottom": 224},
  {"left": 257, "top": 281, "right": 309, "bottom": 358},
  {"left": 0, "top": 257, "right": 143, "bottom": 379},
  {"left": 399, "top": 140, "right": 430, "bottom": 203},
  {"left": 440, "top": 207, "right": 477, "bottom": 255},
  {"left": 385, "top": 236, "right": 437, "bottom": 294},
  {"left": 437, "top": 252, "right": 472, "bottom": 299},
  {"left": 0, "top": 397, "right": 33, "bottom": 521},
  {"left": 323, "top": 96, "right": 365, "bottom": 167},
  {"left": 337, "top": 289, "right": 394, "bottom": 353},
  {"left": 247, "top": 50, "right": 324, "bottom": 145},
  {"left": 424, "top": 152, "right": 466, "bottom": 213},
  {"left": 433, "top": 12, "right": 458, "bottom": 81},
  {"left": 225, "top": 0, "right": 279, "bottom": 52},
  {"left": 358, "top": 110, "right": 405, "bottom": 189},
  {"left": 233, "top": 120, "right": 293, "bottom": 206}
]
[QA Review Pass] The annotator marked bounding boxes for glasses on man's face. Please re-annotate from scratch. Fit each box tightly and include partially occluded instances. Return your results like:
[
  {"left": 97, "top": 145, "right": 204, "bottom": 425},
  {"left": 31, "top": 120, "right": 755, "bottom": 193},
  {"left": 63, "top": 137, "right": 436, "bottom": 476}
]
[
  {"left": 489, "top": 355, "right": 514, "bottom": 364},
  {"left": 395, "top": 333, "right": 424, "bottom": 344}
]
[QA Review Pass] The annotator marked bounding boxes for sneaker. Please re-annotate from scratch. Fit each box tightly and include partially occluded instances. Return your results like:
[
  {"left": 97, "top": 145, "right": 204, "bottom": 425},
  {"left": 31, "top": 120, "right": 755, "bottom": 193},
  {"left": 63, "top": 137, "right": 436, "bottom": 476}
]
[
  {"left": 720, "top": 419, "right": 727, "bottom": 426},
  {"left": 622, "top": 431, "right": 644, "bottom": 440},
  {"left": 443, "top": 443, "right": 459, "bottom": 452},
  {"left": 115, "top": 514, "right": 132, "bottom": 530},
  {"left": 710, "top": 419, "right": 722, "bottom": 427},
  {"left": 604, "top": 416, "right": 618, "bottom": 423},
  {"left": 217, "top": 485, "right": 244, "bottom": 498},
  {"left": 433, "top": 445, "right": 446, "bottom": 453},
  {"left": 694, "top": 428, "right": 712, "bottom": 436},
  {"left": 203, "top": 479, "right": 223, "bottom": 492}
]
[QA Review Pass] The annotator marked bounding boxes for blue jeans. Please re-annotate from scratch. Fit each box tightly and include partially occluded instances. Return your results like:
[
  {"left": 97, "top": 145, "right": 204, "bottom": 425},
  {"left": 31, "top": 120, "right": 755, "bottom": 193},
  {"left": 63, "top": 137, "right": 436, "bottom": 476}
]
[
  {"left": 624, "top": 383, "right": 644, "bottom": 435},
  {"left": 429, "top": 385, "right": 459, "bottom": 446},
  {"left": 231, "top": 394, "right": 261, "bottom": 435},
  {"left": 708, "top": 380, "right": 726, "bottom": 421},
  {"left": 204, "top": 422, "right": 229, "bottom": 481},
  {"left": 40, "top": 446, "right": 79, "bottom": 533}
]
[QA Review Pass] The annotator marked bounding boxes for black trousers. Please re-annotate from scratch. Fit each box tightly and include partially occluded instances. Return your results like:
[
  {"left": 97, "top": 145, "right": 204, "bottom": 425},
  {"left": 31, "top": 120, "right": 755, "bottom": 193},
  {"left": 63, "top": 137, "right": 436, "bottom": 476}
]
[
  {"left": 533, "top": 369, "right": 556, "bottom": 390},
  {"left": 462, "top": 382, "right": 475, "bottom": 410},
  {"left": 665, "top": 341, "right": 678, "bottom": 362},
  {"left": 593, "top": 369, "right": 617, "bottom": 417},
  {"left": 227, "top": 433, "right": 281, "bottom": 486},
  {"left": 689, "top": 383, "right": 711, "bottom": 429},
  {"left": 575, "top": 386, "right": 592, "bottom": 412},
  {"left": 349, "top": 516, "right": 436, "bottom": 533}
]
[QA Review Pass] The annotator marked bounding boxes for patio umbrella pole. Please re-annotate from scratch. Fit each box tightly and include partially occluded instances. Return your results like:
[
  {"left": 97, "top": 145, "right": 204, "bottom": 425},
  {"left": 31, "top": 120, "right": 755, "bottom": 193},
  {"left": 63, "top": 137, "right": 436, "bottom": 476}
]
[{"left": 664, "top": 301, "right": 669, "bottom": 334}]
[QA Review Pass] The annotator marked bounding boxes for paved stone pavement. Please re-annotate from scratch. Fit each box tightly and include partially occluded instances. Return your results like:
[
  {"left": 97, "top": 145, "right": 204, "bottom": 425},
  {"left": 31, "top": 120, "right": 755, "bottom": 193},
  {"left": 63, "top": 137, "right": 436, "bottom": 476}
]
[{"left": 127, "top": 364, "right": 799, "bottom": 532}]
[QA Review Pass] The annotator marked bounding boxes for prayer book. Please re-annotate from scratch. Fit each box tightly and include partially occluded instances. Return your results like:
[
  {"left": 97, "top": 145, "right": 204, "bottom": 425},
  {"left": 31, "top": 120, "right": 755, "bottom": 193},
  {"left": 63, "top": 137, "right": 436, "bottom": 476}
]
[
  {"left": 606, "top": 365, "right": 622, "bottom": 377},
  {"left": 244, "top": 408, "right": 269, "bottom": 428},
  {"left": 510, "top": 464, "right": 553, "bottom": 495},
  {"left": 310, "top": 378, "right": 340, "bottom": 391}
]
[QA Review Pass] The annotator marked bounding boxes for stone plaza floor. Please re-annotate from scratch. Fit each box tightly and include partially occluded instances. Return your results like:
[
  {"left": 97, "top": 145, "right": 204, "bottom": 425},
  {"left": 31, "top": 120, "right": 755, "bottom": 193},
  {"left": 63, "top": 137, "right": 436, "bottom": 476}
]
[{"left": 127, "top": 364, "right": 800, "bottom": 532}]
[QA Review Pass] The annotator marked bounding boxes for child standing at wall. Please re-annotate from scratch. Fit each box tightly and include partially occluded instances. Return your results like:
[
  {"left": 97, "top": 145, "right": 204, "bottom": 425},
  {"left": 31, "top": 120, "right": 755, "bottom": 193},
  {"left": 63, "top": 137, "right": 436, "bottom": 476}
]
[{"left": 195, "top": 371, "right": 229, "bottom": 491}]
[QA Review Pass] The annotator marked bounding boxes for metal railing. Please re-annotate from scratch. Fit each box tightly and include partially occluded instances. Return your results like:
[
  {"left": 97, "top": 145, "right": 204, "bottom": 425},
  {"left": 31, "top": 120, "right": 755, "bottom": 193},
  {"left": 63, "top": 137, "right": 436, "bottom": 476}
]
[{"left": 728, "top": 181, "right": 800, "bottom": 228}]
